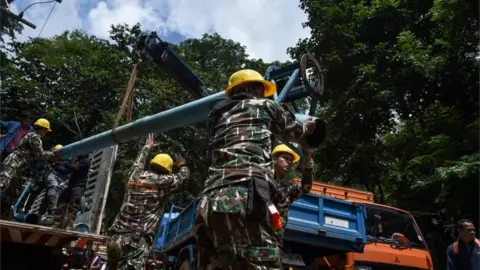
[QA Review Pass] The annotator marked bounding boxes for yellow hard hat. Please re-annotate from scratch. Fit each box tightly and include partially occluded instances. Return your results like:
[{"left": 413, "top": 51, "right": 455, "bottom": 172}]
[
  {"left": 225, "top": 69, "right": 276, "bottom": 98},
  {"left": 34, "top": 118, "right": 52, "bottom": 132},
  {"left": 54, "top": 144, "right": 63, "bottom": 150},
  {"left": 272, "top": 144, "right": 300, "bottom": 164},
  {"left": 150, "top": 153, "right": 173, "bottom": 174}
]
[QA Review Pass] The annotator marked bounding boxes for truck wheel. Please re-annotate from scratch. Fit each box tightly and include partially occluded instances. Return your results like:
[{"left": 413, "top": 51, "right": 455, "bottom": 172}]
[{"left": 175, "top": 258, "right": 192, "bottom": 270}]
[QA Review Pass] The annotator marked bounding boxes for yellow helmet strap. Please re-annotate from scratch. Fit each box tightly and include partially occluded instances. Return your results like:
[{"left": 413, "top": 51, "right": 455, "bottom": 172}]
[{"left": 149, "top": 163, "right": 170, "bottom": 175}]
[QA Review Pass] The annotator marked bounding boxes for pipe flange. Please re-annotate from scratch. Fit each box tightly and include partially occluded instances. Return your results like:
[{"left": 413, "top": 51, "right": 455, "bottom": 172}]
[{"left": 300, "top": 53, "right": 324, "bottom": 96}]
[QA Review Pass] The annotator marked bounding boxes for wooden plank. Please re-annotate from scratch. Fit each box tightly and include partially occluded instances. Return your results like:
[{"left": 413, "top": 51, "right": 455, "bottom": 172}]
[{"left": 0, "top": 220, "right": 107, "bottom": 241}]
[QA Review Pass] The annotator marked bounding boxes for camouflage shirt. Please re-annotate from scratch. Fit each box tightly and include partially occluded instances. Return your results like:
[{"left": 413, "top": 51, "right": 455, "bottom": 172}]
[
  {"left": 204, "top": 96, "right": 309, "bottom": 191},
  {"left": 109, "top": 146, "right": 190, "bottom": 237},
  {"left": 15, "top": 130, "right": 55, "bottom": 162},
  {"left": 274, "top": 170, "right": 312, "bottom": 243}
]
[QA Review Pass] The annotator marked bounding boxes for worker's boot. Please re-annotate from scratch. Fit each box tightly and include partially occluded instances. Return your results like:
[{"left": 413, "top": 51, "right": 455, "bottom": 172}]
[
  {"left": 52, "top": 206, "right": 65, "bottom": 229},
  {"left": 64, "top": 203, "right": 79, "bottom": 231},
  {"left": 40, "top": 209, "right": 56, "bottom": 226},
  {"left": 41, "top": 194, "right": 58, "bottom": 226}
]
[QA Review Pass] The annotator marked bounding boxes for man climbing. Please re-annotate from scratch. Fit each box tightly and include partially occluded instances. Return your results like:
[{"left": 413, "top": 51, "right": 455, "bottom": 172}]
[
  {"left": 106, "top": 134, "right": 190, "bottom": 270},
  {"left": 53, "top": 151, "right": 92, "bottom": 230},
  {"left": 271, "top": 144, "right": 313, "bottom": 247},
  {"left": 40, "top": 144, "right": 76, "bottom": 226},
  {"left": 0, "top": 118, "right": 55, "bottom": 218},
  {"left": 194, "top": 69, "right": 323, "bottom": 270},
  {"left": 0, "top": 112, "right": 34, "bottom": 162}
]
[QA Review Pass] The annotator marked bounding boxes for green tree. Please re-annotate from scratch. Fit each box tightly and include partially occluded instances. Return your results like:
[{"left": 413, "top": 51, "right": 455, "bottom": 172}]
[{"left": 289, "top": 0, "right": 479, "bottom": 220}]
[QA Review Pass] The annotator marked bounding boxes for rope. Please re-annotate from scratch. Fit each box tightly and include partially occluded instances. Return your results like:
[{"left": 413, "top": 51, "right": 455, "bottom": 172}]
[
  {"left": 111, "top": 60, "right": 141, "bottom": 144},
  {"left": 37, "top": 1, "right": 56, "bottom": 38}
]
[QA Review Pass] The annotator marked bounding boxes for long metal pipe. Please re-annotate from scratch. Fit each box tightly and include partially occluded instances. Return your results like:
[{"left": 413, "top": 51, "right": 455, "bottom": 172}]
[{"left": 55, "top": 88, "right": 314, "bottom": 160}]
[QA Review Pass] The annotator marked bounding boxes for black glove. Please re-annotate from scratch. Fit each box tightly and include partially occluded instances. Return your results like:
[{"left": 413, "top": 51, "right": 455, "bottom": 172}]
[{"left": 174, "top": 156, "right": 186, "bottom": 169}]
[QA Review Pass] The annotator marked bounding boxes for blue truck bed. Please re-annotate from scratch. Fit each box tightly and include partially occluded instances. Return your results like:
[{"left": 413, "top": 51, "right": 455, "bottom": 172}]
[
  {"left": 284, "top": 192, "right": 367, "bottom": 253},
  {"left": 157, "top": 192, "right": 367, "bottom": 256}
]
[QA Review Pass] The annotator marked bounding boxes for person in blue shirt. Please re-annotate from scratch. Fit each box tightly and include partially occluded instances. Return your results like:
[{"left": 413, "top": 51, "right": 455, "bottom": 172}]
[
  {"left": 447, "top": 219, "right": 479, "bottom": 270},
  {"left": 0, "top": 112, "right": 34, "bottom": 162}
]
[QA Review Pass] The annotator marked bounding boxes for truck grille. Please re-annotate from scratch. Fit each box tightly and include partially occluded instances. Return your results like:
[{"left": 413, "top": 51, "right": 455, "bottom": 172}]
[{"left": 356, "top": 261, "right": 427, "bottom": 270}]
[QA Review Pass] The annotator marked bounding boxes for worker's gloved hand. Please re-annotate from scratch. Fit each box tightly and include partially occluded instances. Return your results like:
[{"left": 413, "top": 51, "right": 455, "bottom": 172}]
[
  {"left": 174, "top": 156, "right": 186, "bottom": 168},
  {"left": 297, "top": 148, "right": 314, "bottom": 172},
  {"left": 303, "top": 148, "right": 313, "bottom": 169}
]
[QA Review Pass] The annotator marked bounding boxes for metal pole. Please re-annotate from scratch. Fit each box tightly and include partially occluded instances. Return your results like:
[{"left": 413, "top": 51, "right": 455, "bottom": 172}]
[{"left": 55, "top": 88, "right": 312, "bottom": 160}]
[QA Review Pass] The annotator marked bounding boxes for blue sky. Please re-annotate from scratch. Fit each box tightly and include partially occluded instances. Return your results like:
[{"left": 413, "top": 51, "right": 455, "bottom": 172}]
[{"left": 7, "top": 0, "right": 311, "bottom": 62}]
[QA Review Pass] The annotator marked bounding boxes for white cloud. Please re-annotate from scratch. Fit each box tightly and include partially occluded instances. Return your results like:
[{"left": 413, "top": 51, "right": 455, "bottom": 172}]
[
  {"left": 9, "top": 0, "right": 83, "bottom": 41},
  {"left": 9, "top": 0, "right": 310, "bottom": 62}
]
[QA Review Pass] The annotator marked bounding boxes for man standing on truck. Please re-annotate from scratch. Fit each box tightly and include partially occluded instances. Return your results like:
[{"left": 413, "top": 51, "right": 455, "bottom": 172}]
[
  {"left": 0, "top": 118, "right": 56, "bottom": 219},
  {"left": 106, "top": 134, "right": 190, "bottom": 270},
  {"left": 447, "top": 219, "right": 479, "bottom": 270},
  {"left": 272, "top": 144, "right": 313, "bottom": 245},
  {"left": 52, "top": 151, "right": 92, "bottom": 230},
  {"left": 194, "top": 69, "right": 322, "bottom": 269},
  {"left": 40, "top": 144, "right": 77, "bottom": 226},
  {"left": 0, "top": 112, "right": 34, "bottom": 162}
]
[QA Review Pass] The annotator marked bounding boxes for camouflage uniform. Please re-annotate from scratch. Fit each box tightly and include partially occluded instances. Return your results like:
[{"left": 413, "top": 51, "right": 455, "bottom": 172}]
[
  {"left": 195, "top": 95, "right": 312, "bottom": 270},
  {"left": 41, "top": 161, "right": 75, "bottom": 225},
  {"left": 106, "top": 145, "right": 190, "bottom": 270},
  {"left": 53, "top": 155, "right": 91, "bottom": 230},
  {"left": 0, "top": 130, "right": 54, "bottom": 218},
  {"left": 274, "top": 169, "right": 313, "bottom": 246}
]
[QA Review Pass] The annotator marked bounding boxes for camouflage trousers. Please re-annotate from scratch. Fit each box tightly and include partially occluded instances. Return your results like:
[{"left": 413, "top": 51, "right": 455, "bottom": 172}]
[
  {"left": 0, "top": 152, "right": 28, "bottom": 195},
  {"left": 44, "top": 172, "right": 68, "bottom": 212},
  {"left": 0, "top": 153, "right": 29, "bottom": 219},
  {"left": 194, "top": 186, "right": 282, "bottom": 270},
  {"left": 106, "top": 233, "right": 150, "bottom": 270}
]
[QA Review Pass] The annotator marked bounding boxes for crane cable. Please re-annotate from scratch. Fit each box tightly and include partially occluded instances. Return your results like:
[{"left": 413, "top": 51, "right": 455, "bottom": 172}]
[
  {"left": 111, "top": 59, "right": 142, "bottom": 144},
  {"left": 37, "top": 1, "right": 56, "bottom": 38}
]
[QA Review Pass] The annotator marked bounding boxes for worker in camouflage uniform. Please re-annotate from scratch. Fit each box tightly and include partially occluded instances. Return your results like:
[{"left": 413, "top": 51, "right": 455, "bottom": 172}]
[
  {"left": 0, "top": 118, "right": 55, "bottom": 219},
  {"left": 106, "top": 134, "right": 190, "bottom": 270},
  {"left": 194, "top": 69, "right": 323, "bottom": 270},
  {"left": 40, "top": 144, "right": 76, "bottom": 226},
  {"left": 0, "top": 111, "right": 34, "bottom": 162},
  {"left": 271, "top": 144, "right": 313, "bottom": 246},
  {"left": 53, "top": 151, "right": 92, "bottom": 230}
]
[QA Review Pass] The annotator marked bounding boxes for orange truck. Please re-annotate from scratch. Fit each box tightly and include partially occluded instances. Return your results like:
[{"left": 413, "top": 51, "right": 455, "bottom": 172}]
[{"left": 300, "top": 181, "right": 434, "bottom": 270}]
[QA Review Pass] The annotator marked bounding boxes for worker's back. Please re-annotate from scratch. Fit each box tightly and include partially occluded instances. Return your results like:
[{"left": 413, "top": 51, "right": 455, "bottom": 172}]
[
  {"left": 205, "top": 95, "right": 304, "bottom": 190},
  {"left": 109, "top": 170, "right": 167, "bottom": 237}
]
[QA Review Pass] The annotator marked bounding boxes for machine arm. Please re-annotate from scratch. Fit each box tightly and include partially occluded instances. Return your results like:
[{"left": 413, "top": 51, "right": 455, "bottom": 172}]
[{"left": 137, "top": 31, "right": 209, "bottom": 99}]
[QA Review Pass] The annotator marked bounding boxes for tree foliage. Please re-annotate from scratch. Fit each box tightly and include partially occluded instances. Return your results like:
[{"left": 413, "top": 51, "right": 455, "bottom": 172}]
[{"left": 288, "top": 1, "right": 478, "bottom": 267}]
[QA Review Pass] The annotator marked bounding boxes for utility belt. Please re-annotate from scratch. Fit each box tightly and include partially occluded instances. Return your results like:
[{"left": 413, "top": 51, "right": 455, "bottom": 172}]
[
  {"left": 247, "top": 178, "right": 283, "bottom": 230},
  {"left": 128, "top": 181, "right": 157, "bottom": 191}
]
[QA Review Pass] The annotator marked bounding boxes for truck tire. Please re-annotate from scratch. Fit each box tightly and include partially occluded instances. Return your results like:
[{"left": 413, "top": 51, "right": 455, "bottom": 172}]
[
  {"left": 173, "top": 257, "right": 192, "bottom": 270},
  {"left": 179, "top": 259, "right": 192, "bottom": 270}
]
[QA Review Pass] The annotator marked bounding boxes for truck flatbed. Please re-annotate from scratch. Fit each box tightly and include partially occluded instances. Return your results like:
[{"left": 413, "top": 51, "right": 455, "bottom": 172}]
[{"left": 0, "top": 219, "right": 107, "bottom": 250}]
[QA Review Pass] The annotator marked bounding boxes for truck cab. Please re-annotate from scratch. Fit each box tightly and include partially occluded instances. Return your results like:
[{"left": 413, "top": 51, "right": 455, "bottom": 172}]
[{"left": 308, "top": 182, "right": 434, "bottom": 270}]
